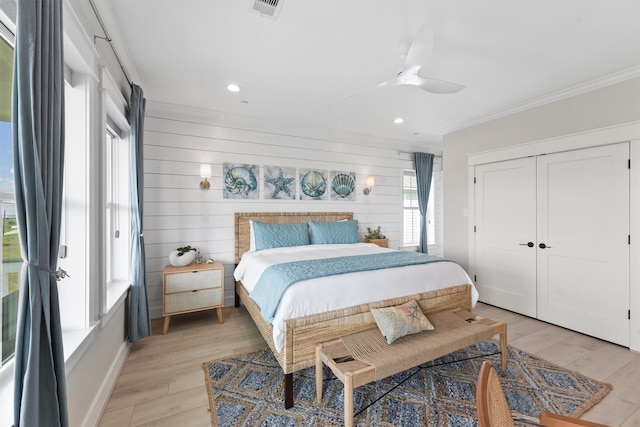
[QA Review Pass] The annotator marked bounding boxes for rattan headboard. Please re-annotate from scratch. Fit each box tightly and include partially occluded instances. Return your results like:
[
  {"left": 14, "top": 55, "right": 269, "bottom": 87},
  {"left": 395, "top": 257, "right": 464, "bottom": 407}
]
[{"left": 234, "top": 212, "right": 353, "bottom": 263}]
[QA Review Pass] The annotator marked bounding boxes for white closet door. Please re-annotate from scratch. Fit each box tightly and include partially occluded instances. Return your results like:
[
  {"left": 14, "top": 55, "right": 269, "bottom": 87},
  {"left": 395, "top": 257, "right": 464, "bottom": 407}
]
[
  {"left": 475, "top": 158, "right": 537, "bottom": 317},
  {"left": 537, "top": 143, "right": 629, "bottom": 346}
]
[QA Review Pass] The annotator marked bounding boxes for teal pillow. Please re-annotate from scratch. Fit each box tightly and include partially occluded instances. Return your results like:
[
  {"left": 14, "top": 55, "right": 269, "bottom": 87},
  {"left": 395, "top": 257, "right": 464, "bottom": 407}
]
[
  {"left": 252, "top": 221, "right": 310, "bottom": 251},
  {"left": 308, "top": 220, "right": 359, "bottom": 244}
]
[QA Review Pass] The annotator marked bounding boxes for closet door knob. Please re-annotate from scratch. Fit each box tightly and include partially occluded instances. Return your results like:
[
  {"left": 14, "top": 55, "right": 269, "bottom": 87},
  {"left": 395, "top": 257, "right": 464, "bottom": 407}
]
[
  {"left": 519, "top": 242, "right": 534, "bottom": 247},
  {"left": 539, "top": 243, "right": 552, "bottom": 249}
]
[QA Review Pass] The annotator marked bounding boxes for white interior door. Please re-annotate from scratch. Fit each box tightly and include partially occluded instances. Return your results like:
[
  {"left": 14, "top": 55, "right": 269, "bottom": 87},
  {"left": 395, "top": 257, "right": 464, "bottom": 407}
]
[
  {"left": 537, "top": 143, "right": 629, "bottom": 346},
  {"left": 474, "top": 158, "right": 537, "bottom": 317}
]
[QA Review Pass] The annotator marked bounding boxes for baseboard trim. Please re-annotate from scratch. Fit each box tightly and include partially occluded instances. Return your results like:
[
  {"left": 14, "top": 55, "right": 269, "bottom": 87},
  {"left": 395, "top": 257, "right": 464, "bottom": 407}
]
[{"left": 81, "top": 340, "right": 131, "bottom": 427}]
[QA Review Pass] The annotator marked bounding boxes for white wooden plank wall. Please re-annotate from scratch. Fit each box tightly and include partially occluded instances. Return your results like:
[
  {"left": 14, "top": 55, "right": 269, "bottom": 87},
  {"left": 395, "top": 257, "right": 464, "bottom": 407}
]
[{"left": 143, "top": 114, "right": 415, "bottom": 318}]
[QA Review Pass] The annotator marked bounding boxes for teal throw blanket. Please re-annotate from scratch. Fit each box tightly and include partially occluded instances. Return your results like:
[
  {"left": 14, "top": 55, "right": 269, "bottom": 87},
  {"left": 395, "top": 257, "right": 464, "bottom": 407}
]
[{"left": 250, "top": 251, "right": 449, "bottom": 323}]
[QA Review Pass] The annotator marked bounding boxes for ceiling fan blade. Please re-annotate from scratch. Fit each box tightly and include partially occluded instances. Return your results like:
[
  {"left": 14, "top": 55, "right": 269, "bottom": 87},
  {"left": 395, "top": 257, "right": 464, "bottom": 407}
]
[
  {"left": 378, "top": 76, "right": 404, "bottom": 88},
  {"left": 401, "top": 25, "right": 434, "bottom": 74},
  {"left": 343, "top": 76, "right": 402, "bottom": 98},
  {"left": 413, "top": 76, "right": 465, "bottom": 94}
]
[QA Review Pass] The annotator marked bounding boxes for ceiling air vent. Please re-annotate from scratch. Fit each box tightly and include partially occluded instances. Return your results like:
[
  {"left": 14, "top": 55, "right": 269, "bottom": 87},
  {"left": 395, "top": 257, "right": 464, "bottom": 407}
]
[{"left": 249, "top": 0, "right": 285, "bottom": 20}]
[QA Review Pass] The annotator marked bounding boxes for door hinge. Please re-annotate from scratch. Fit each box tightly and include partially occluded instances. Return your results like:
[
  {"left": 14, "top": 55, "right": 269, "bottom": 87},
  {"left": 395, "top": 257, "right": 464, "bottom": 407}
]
[
  {"left": 629, "top": 235, "right": 631, "bottom": 245},
  {"left": 629, "top": 310, "right": 631, "bottom": 320},
  {"left": 474, "top": 177, "right": 476, "bottom": 184},
  {"left": 474, "top": 275, "right": 477, "bottom": 282},
  {"left": 474, "top": 226, "right": 477, "bottom": 233},
  {"left": 628, "top": 159, "right": 631, "bottom": 169}
]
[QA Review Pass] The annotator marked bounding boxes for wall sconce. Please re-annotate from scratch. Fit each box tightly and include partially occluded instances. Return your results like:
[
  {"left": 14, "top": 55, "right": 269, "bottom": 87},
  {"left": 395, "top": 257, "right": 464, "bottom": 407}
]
[
  {"left": 363, "top": 176, "right": 375, "bottom": 195},
  {"left": 200, "top": 164, "right": 211, "bottom": 190}
]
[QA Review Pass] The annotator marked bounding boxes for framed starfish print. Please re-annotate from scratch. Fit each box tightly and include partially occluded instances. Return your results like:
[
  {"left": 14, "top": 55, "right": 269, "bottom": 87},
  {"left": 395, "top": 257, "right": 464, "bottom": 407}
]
[{"left": 264, "top": 166, "right": 296, "bottom": 200}]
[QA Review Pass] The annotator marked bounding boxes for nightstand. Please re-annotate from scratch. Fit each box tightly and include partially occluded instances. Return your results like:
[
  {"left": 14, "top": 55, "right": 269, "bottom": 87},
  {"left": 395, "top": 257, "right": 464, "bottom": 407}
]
[
  {"left": 364, "top": 238, "right": 389, "bottom": 248},
  {"left": 162, "top": 261, "right": 224, "bottom": 334}
]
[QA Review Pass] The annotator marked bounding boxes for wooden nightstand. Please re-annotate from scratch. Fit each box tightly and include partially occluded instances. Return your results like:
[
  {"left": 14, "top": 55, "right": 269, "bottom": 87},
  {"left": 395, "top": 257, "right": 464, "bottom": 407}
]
[
  {"left": 162, "top": 261, "right": 224, "bottom": 334},
  {"left": 364, "top": 238, "right": 389, "bottom": 248}
]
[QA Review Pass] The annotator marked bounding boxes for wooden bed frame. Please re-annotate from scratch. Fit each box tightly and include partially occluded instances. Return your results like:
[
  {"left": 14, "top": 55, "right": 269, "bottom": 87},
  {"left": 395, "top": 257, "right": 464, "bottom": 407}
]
[{"left": 233, "top": 211, "right": 472, "bottom": 408}]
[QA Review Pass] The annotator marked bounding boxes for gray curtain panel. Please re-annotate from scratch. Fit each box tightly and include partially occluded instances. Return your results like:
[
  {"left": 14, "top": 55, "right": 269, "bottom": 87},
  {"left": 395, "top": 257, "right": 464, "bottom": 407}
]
[
  {"left": 128, "top": 84, "right": 151, "bottom": 343},
  {"left": 414, "top": 152, "right": 434, "bottom": 254},
  {"left": 12, "top": 0, "right": 69, "bottom": 425}
]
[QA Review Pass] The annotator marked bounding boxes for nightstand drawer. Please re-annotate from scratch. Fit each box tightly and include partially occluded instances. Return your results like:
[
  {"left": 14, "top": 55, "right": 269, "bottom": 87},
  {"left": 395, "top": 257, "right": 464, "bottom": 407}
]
[
  {"left": 165, "top": 269, "right": 222, "bottom": 293},
  {"left": 164, "top": 288, "right": 222, "bottom": 314}
]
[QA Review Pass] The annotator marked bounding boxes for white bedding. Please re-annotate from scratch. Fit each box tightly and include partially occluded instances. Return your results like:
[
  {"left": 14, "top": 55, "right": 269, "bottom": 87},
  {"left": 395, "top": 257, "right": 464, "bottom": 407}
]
[{"left": 234, "top": 243, "right": 478, "bottom": 352}]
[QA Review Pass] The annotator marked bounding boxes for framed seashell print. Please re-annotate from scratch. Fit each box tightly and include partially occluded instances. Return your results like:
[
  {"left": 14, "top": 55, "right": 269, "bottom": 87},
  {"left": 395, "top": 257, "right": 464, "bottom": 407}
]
[
  {"left": 299, "top": 169, "right": 328, "bottom": 200},
  {"left": 329, "top": 171, "right": 356, "bottom": 201},
  {"left": 264, "top": 166, "right": 296, "bottom": 200},
  {"left": 223, "top": 163, "right": 259, "bottom": 199}
]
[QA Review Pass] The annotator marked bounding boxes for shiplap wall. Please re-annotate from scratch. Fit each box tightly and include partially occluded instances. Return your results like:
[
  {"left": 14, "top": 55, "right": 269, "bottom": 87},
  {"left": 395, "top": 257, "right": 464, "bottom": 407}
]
[{"left": 142, "top": 108, "right": 421, "bottom": 318}]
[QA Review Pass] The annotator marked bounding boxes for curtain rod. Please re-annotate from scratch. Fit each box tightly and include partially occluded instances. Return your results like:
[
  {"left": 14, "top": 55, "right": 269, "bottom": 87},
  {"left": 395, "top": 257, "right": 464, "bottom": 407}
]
[{"left": 88, "top": 0, "right": 132, "bottom": 87}]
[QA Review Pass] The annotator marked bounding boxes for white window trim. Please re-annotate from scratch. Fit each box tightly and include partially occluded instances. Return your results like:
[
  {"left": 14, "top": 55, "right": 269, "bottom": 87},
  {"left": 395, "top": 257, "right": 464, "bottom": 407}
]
[
  {"left": 0, "top": 358, "right": 15, "bottom": 427},
  {"left": 401, "top": 157, "right": 443, "bottom": 256},
  {"left": 429, "top": 157, "right": 444, "bottom": 257},
  {"left": 101, "top": 66, "right": 131, "bottom": 324}
]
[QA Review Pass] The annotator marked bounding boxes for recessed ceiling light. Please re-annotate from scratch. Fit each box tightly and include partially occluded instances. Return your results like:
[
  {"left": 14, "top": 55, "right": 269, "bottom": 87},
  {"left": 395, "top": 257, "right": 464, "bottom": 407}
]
[
  {"left": 227, "top": 83, "right": 241, "bottom": 92},
  {"left": 394, "top": 117, "right": 404, "bottom": 124}
]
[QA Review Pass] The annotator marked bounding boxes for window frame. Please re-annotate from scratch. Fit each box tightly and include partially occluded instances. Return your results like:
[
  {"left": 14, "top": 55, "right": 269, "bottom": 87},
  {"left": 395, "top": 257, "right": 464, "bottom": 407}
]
[
  {"left": 103, "top": 117, "right": 130, "bottom": 320},
  {"left": 402, "top": 170, "right": 420, "bottom": 247},
  {"left": 0, "top": 17, "right": 16, "bottom": 371},
  {"left": 402, "top": 156, "right": 443, "bottom": 256}
]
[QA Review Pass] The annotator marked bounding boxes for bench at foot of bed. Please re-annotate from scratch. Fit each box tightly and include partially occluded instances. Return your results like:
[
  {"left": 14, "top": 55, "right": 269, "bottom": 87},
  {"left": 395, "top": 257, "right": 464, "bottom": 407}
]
[{"left": 315, "top": 308, "right": 507, "bottom": 427}]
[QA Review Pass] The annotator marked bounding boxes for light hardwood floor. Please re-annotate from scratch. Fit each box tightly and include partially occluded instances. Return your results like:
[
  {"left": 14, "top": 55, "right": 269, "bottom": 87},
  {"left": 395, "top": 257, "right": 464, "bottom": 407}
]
[{"left": 98, "top": 303, "right": 640, "bottom": 426}]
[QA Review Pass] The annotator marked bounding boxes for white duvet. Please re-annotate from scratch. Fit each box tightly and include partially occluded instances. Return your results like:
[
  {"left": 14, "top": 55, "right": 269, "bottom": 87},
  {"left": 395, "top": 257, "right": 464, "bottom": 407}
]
[{"left": 234, "top": 243, "right": 478, "bottom": 352}]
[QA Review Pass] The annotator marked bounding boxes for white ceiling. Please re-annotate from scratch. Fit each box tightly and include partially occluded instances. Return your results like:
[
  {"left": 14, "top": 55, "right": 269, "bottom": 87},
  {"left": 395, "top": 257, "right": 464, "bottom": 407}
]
[{"left": 99, "top": 0, "right": 640, "bottom": 146}]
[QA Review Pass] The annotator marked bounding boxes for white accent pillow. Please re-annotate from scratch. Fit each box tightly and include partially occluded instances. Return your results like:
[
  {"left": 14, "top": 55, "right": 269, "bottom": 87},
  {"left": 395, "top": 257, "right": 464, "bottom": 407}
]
[{"left": 249, "top": 220, "right": 256, "bottom": 252}]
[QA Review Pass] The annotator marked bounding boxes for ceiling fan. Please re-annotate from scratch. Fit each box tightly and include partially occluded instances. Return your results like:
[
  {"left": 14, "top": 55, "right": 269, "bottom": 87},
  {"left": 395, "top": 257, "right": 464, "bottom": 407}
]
[{"left": 369, "top": 25, "right": 465, "bottom": 95}]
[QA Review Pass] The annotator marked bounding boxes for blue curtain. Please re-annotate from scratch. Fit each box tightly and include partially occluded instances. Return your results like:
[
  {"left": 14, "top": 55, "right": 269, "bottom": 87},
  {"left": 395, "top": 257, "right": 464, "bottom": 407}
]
[
  {"left": 128, "top": 84, "right": 151, "bottom": 343},
  {"left": 414, "top": 152, "right": 434, "bottom": 254},
  {"left": 12, "top": 0, "right": 69, "bottom": 425}
]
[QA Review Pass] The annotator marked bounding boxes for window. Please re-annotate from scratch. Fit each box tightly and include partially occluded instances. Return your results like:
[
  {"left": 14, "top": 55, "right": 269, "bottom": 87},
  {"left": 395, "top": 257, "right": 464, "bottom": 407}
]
[
  {"left": 0, "top": 26, "right": 16, "bottom": 368},
  {"left": 104, "top": 122, "right": 130, "bottom": 312},
  {"left": 56, "top": 76, "right": 91, "bottom": 331},
  {"left": 403, "top": 170, "right": 420, "bottom": 246},
  {"left": 403, "top": 157, "right": 442, "bottom": 254}
]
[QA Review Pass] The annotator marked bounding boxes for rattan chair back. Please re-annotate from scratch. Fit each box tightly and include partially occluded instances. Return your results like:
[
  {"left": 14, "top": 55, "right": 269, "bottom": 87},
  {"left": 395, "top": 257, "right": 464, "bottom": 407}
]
[{"left": 476, "top": 360, "right": 516, "bottom": 427}]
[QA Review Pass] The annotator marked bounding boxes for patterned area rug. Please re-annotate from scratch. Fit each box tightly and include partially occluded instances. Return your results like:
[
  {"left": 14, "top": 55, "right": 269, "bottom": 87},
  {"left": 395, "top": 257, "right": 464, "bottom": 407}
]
[{"left": 202, "top": 341, "right": 611, "bottom": 426}]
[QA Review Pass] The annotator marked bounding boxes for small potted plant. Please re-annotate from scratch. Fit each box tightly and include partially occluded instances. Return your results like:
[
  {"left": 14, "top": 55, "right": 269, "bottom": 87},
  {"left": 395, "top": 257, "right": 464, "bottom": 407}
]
[
  {"left": 169, "top": 245, "right": 197, "bottom": 267},
  {"left": 364, "top": 226, "right": 388, "bottom": 248}
]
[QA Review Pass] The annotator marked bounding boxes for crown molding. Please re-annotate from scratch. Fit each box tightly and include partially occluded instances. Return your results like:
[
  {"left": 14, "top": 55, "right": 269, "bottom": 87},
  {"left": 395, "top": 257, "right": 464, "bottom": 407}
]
[{"left": 442, "top": 67, "right": 640, "bottom": 135}]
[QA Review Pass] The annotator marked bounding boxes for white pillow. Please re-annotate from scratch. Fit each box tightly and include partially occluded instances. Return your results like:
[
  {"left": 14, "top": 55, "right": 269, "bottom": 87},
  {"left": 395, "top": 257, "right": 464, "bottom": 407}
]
[{"left": 249, "top": 220, "right": 256, "bottom": 252}]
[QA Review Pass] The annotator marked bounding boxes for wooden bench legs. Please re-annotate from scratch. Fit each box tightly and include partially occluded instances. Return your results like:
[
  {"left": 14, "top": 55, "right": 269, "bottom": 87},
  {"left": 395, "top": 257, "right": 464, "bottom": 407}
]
[{"left": 499, "top": 325, "right": 507, "bottom": 370}]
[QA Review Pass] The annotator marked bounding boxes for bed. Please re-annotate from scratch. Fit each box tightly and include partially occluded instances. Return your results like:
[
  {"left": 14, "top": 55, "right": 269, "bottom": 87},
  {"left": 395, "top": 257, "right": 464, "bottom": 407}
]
[{"left": 233, "top": 212, "right": 477, "bottom": 408}]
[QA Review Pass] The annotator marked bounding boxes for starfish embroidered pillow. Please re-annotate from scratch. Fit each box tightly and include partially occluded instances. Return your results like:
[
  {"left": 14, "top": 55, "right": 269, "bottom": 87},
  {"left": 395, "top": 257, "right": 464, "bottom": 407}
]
[{"left": 371, "top": 299, "right": 434, "bottom": 344}]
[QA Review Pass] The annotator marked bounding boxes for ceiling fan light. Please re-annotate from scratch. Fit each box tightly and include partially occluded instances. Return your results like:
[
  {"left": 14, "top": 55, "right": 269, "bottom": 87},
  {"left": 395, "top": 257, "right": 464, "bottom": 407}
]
[{"left": 227, "top": 83, "right": 242, "bottom": 92}]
